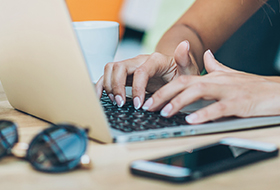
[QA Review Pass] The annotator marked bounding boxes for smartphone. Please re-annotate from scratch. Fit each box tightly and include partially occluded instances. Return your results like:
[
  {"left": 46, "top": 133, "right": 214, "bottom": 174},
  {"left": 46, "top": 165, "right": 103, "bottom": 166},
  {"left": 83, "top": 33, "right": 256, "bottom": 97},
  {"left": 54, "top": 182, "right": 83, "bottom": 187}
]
[{"left": 130, "top": 138, "right": 278, "bottom": 183}]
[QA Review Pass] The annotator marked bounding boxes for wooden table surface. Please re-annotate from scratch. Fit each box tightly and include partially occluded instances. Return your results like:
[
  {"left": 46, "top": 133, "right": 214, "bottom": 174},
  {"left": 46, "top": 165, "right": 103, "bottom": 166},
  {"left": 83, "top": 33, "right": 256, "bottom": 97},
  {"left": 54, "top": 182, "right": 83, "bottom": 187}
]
[{"left": 1, "top": 81, "right": 280, "bottom": 190}]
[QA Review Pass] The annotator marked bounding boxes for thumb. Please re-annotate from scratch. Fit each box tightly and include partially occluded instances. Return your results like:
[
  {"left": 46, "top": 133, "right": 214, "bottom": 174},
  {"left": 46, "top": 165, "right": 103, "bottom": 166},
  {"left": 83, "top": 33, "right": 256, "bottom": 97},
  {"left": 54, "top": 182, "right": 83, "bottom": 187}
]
[
  {"left": 204, "top": 50, "right": 234, "bottom": 73},
  {"left": 174, "top": 41, "right": 199, "bottom": 75}
]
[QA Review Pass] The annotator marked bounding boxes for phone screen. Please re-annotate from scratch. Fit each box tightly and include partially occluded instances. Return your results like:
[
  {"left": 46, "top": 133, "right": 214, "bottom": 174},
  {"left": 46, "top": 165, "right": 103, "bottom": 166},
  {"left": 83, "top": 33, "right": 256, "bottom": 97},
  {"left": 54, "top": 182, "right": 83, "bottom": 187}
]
[
  {"left": 152, "top": 144, "right": 254, "bottom": 170},
  {"left": 131, "top": 138, "right": 278, "bottom": 182}
]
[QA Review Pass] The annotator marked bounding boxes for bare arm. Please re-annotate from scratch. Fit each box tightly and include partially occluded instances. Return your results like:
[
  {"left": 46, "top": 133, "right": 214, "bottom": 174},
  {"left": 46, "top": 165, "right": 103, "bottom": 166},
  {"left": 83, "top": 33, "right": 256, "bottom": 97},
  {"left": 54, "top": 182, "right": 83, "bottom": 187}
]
[{"left": 156, "top": 0, "right": 267, "bottom": 71}]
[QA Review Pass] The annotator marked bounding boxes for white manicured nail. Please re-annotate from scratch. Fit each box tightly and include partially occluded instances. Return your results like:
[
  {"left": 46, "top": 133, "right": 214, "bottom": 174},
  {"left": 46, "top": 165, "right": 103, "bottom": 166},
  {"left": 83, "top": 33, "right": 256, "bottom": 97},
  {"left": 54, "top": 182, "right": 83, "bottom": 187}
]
[
  {"left": 133, "top": 97, "right": 141, "bottom": 110},
  {"left": 184, "top": 40, "right": 190, "bottom": 51},
  {"left": 160, "top": 103, "right": 173, "bottom": 117},
  {"left": 207, "top": 49, "right": 214, "bottom": 58},
  {"left": 142, "top": 98, "right": 153, "bottom": 110},
  {"left": 185, "top": 113, "right": 198, "bottom": 123},
  {"left": 115, "top": 95, "right": 124, "bottom": 107},
  {"left": 108, "top": 93, "right": 116, "bottom": 105}
]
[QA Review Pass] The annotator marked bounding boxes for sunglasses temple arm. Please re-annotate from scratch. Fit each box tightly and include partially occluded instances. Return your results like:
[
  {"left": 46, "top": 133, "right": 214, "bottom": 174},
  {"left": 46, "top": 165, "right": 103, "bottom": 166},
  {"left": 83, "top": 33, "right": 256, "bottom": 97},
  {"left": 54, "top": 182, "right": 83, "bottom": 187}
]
[{"left": 11, "top": 142, "right": 29, "bottom": 158}]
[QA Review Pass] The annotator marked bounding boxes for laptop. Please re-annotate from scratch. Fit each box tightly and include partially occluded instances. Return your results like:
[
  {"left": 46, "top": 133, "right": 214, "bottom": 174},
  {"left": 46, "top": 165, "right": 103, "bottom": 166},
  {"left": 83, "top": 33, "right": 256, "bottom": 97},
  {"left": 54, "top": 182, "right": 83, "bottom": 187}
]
[{"left": 1, "top": 0, "right": 280, "bottom": 143}]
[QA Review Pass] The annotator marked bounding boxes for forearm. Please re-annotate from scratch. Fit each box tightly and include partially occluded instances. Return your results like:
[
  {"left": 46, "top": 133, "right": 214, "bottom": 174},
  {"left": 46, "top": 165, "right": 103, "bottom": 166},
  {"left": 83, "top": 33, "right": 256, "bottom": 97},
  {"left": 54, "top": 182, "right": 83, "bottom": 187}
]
[
  {"left": 155, "top": 0, "right": 267, "bottom": 72},
  {"left": 264, "top": 76, "right": 280, "bottom": 83}
]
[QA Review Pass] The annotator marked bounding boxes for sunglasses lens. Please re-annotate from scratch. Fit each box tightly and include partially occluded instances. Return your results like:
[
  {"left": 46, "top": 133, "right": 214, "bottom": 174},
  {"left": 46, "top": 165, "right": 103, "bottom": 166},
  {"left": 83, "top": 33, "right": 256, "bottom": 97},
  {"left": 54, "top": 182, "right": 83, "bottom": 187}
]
[
  {"left": 0, "top": 120, "right": 18, "bottom": 158},
  {"left": 26, "top": 124, "right": 87, "bottom": 172}
]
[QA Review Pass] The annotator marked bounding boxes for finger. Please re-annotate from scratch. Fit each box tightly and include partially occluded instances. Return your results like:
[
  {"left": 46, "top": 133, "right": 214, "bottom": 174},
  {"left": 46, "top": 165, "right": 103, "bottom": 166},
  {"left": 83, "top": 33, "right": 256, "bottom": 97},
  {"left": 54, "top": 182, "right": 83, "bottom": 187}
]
[
  {"left": 132, "top": 53, "right": 169, "bottom": 109},
  {"left": 111, "top": 55, "right": 148, "bottom": 107},
  {"left": 111, "top": 61, "right": 128, "bottom": 107},
  {"left": 174, "top": 41, "right": 199, "bottom": 75},
  {"left": 103, "top": 62, "right": 120, "bottom": 104},
  {"left": 143, "top": 75, "right": 199, "bottom": 112},
  {"left": 185, "top": 100, "right": 235, "bottom": 124},
  {"left": 95, "top": 76, "right": 104, "bottom": 98},
  {"left": 103, "top": 62, "right": 114, "bottom": 97},
  {"left": 204, "top": 50, "right": 236, "bottom": 73},
  {"left": 131, "top": 66, "right": 149, "bottom": 109},
  {"left": 159, "top": 81, "right": 225, "bottom": 117}
]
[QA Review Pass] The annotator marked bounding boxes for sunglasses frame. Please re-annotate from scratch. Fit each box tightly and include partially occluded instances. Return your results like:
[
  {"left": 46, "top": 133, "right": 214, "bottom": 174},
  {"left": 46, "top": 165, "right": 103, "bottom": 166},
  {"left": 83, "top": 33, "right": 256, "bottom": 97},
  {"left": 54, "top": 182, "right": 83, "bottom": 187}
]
[
  {"left": 0, "top": 120, "right": 88, "bottom": 173},
  {"left": 0, "top": 120, "right": 19, "bottom": 158}
]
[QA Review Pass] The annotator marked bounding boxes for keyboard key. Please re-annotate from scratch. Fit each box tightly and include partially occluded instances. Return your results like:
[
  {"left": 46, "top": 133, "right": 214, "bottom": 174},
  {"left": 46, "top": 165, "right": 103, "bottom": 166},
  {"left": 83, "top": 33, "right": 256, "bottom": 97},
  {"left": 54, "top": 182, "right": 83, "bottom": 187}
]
[{"left": 101, "top": 91, "right": 189, "bottom": 133}]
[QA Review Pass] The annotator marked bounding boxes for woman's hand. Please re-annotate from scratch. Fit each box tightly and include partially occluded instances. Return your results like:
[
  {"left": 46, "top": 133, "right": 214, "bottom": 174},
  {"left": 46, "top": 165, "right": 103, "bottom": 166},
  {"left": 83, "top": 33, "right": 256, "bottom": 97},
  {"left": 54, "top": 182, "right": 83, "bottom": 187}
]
[
  {"left": 142, "top": 50, "right": 280, "bottom": 124},
  {"left": 96, "top": 41, "right": 200, "bottom": 108}
]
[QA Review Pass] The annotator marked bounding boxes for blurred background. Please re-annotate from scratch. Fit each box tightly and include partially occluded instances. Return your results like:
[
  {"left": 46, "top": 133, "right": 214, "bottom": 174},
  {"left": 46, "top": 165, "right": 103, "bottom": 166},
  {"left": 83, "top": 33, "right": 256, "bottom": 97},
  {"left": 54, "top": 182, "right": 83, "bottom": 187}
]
[{"left": 66, "top": 0, "right": 280, "bottom": 75}]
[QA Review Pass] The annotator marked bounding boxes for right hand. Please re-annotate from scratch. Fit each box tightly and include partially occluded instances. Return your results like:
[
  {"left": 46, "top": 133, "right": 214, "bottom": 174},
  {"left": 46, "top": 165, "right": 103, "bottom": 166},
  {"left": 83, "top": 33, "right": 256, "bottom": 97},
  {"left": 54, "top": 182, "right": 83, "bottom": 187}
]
[
  {"left": 143, "top": 50, "right": 280, "bottom": 124},
  {"left": 95, "top": 40, "right": 200, "bottom": 109}
]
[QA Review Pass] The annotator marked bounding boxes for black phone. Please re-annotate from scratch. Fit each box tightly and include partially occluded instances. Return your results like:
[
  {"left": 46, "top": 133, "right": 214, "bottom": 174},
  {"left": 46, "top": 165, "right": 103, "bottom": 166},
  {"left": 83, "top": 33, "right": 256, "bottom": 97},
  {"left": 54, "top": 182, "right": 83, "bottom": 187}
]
[{"left": 130, "top": 138, "right": 279, "bottom": 183}]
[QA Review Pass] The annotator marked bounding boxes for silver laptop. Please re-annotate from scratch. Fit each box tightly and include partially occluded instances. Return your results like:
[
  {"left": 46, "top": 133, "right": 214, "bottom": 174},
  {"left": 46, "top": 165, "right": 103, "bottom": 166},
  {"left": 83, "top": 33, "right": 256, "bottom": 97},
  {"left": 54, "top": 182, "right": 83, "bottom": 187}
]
[{"left": 1, "top": 0, "right": 280, "bottom": 143}]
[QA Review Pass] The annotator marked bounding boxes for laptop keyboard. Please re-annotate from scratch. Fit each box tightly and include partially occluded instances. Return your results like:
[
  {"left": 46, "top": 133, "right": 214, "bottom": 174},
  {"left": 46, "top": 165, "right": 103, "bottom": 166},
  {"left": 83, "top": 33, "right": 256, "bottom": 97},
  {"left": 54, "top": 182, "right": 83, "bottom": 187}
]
[{"left": 101, "top": 92, "right": 189, "bottom": 133}]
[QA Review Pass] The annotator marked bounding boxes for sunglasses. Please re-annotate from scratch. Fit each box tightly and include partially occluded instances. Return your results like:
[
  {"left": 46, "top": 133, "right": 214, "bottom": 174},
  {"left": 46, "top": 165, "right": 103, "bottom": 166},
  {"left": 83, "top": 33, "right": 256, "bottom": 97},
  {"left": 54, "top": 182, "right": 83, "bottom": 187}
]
[{"left": 0, "top": 120, "right": 90, "bottom": 173}]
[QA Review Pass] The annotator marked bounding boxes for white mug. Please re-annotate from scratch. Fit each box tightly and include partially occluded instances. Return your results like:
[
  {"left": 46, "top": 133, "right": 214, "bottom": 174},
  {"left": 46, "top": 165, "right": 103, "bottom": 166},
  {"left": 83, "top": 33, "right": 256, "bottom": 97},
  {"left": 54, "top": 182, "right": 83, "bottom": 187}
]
[{"left": 73, "top": 21, "right": 119, "bottom": 83}]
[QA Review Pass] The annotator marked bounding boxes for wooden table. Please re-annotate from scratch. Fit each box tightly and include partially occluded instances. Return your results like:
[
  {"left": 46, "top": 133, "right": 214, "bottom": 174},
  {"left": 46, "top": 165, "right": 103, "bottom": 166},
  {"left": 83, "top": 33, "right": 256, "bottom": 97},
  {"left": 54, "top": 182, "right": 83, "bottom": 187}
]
[{"left": 1, "top": 81, "right": 280, "bottom": 190}]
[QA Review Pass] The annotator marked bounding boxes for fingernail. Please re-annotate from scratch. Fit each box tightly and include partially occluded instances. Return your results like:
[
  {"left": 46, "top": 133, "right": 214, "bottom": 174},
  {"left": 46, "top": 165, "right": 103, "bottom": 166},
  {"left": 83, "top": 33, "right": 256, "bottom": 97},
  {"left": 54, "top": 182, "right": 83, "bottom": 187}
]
[
  {"left": 184, "top": 40, "right": 190, "bottom": 51},
  {"left": 108, "top": 94, "right": 116, "bottom": 105},
  {"left": 185, "top": 113, "right": 198, "bottom": 123},
  {"left": 142, "top": 98, "right": 153, "bottom": 110},
  {"left": 133, "top": 97, "right": 141, "bottom": 110},
  {"left": 160, "top": 103, "right": 173, "bottom": 117},
  {"left": 115, "top": 95, "right": 124, "bottom": 107},
  {"left": 207, "top": 49, "right": 214, "bottom": 58}
]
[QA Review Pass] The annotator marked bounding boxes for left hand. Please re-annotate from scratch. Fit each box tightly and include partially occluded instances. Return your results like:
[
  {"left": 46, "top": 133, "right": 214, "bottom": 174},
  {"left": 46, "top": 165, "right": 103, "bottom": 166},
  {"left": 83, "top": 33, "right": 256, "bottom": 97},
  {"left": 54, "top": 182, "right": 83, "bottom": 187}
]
[
  {"left": 142, "top": 50, "right": 280, "bottom": 124},
  {"left": 95, "top": 41, "right": 199, "bottom": 108}
]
